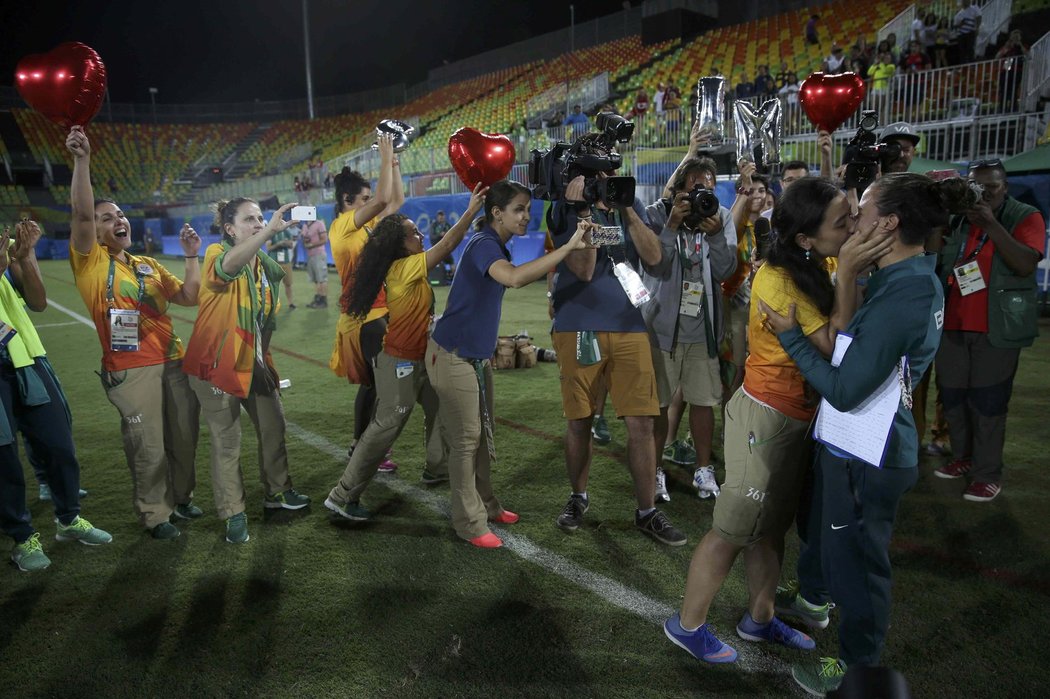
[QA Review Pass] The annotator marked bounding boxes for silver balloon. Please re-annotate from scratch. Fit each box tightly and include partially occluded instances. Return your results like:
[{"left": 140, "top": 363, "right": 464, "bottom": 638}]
[
  {"left": 694, "top": 77, "right": 725, "bottom": 146},
  {"left": 733, "top": 99, "right": 781, "bottom": 167},
  {"left": 370, "top": 119, "right": 415, "bottom": 153}
]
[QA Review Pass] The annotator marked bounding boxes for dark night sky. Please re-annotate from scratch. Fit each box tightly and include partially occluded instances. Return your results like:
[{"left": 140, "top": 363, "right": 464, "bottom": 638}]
[{"left": 1, "top": 0, "right": 634, "bottom": 104}]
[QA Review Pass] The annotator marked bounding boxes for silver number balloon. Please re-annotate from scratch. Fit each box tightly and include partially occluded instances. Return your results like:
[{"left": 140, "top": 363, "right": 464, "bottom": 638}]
[
  {"left": 733, "top": 99, "right": 782, "bottom": 167},
  {"left": 694, "top": 77, "right": 725, "bottom": 146}
]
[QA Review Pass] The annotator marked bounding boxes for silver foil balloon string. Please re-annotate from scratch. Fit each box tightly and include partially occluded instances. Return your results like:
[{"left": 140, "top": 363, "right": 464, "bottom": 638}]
[
  {"left": 694, "top": 77, "right": 725, "bottom": 146},
  {"left": 370, "top": 119, "right": 415, "bottom": 152},
  {"left": 733, "top": 99, "right": 782, "bottom": 167}
]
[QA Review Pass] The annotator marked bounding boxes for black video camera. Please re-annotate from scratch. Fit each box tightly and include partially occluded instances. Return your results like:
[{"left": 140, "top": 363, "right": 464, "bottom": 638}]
[
  {"left": 842, "top": 110, "right": 901, "bottom": 192},
  {"left": 528, "top": 112, "right": 636, "bottom": 208}
]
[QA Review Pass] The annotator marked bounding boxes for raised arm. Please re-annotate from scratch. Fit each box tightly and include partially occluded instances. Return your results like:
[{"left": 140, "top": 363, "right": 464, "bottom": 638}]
[
  {"left": 169, "top": 223, "right": 202, "bottom": 306},
  {"left": 7, "top": 221, "right": 47, "bottom": 311},
  {"left": 220, "top": 203, "right": 296, "bottom": 276},
  {"left": 730, "top": 159, "right": 756, "bottom": 233},
  {"left": 487, "top": 220, "right": 596, "bottom": 289},
  {"left": 382, "top": 151, "right": 405, "bottom": 217},
  {"left": 426, "top": 184, "right": 487, "bottom": 270},
  {"left": 66, "top": 127, "right": 96, "bottom": 255},
  {"left": 661, "top": 120, "right": 704, "bottom": 198},
  {"left": 352, "top": 134, "right": 396, "bottom": 226}
]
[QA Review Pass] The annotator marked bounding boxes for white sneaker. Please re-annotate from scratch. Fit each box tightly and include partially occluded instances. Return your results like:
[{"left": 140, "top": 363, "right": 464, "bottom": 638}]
[
  {"left": 694, "top": 465, "right": 720, "bottom": 499},
  {"left": 655, "top": 467, "right": 670, "bottom": 503}
]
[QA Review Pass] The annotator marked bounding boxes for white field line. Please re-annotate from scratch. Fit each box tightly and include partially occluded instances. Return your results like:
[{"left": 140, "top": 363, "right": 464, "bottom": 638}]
[
  {"left": 45, "top": 297, "right": 789, "bottom": 685},
  {"left": 33, "top": 321, "right": 86, "bottom": 329}
]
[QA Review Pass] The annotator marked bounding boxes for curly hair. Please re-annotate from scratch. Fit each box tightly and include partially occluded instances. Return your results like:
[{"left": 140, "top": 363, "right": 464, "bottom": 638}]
[
  {"left": 767, "top": 178, "right": 840, "bottom": 316},
  {"left": 343, "top": 214, "right": 411, "bottom": 318}
]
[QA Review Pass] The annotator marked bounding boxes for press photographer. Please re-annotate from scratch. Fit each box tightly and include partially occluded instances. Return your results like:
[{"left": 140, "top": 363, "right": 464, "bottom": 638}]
[
  {"left": 538, "top": 114, "right": 688, "bottom": 546},
  {"left": 643, "top": 155, "right": 738, "bottom": 503},
  {"left": 841, "top": 111, "right": 906, "bottom": 192}
]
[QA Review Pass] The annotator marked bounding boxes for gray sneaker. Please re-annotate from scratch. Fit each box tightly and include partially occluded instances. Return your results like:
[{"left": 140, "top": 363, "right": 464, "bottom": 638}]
[
  {"left": 264, "top": 489, "right": 311, "bottom": 510},
  {"left": 556, "top": 494, "right": 589, "bottom": 532},
  {"left": 775, "top": 581, "right": 832, "bottom": 630},
  {"left": 12, "top": 533, "right": 51, "bottom": 572},
  {"left": 173, "top": 502, "right": 204, "bottom": 520},
  {"left": 54, "top": 517, "right": 112, "bottom": 546},
  {"left": 151, "top": 522, "right": 181, "bottom": 541},
  {"left": 324, "top": 497, "right": 372, "bottom": 521},
  {"left": 636, "top": 509, "right": 687, "bottom": 546},
  {"left": 225, "top": 512, "right": 250, "bottom": 544}
]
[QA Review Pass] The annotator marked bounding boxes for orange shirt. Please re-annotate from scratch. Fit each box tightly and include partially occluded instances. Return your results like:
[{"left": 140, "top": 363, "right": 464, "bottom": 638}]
[
  {"left": 383, "top": 252, "right": 434, "bottom": 360},
  {"left": 182, "top": 243, "right": 282, "bottom": 398},
  {"left": 329, "top": 209, "right": 387, "bottom": 319},
  {"left": 70, "top": 242, "right": 185, "bottom": 371},
  {"left": 744, "top": 263, "right": 830, "bottom": 420}
]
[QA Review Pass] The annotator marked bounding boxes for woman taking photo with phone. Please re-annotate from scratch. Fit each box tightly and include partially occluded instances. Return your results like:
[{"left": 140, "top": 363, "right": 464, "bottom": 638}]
[
  {"left": 183, "top": 198, "right": 311, "bottom": 544},
  {"left": 427, "top": 181, "right": 593, "bottom": 548}
]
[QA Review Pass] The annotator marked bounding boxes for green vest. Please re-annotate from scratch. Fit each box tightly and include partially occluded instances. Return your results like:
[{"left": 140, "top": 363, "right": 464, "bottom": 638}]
[
  {"left": 938, "top": 197, "right": 1040, "bottom": 348},
  {"left": 0, "top": 276, "right": 45, "bottom": 368}
]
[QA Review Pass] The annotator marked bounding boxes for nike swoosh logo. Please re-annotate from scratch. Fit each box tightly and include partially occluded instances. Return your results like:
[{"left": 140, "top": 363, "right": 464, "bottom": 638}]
[{"left": 831, "top": 524, "right": 848, "bottom": 530}]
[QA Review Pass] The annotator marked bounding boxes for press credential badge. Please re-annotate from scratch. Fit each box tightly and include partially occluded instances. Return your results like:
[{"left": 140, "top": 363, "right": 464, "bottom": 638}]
[
  {"left": 953, "top": 260, "right": 986, "bottom": 296},
  {"left": 109, "top": 309, "right": 140, "bottom": 352},
  {"left": 679, "top": 281, "right": 704, "bottom": 317},
  {"left": 613, "top": 262, "right": 651, "bottom": 307}
]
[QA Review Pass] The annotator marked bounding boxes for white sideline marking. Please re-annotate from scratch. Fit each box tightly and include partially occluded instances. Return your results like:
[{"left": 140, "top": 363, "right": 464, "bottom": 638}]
[
  {"left": 33, "top": 321, "right": 85, "bottom": 329},
  {"left": 45, "top": 299, "right": 95, "bottom": 329},
  {"left": 284, "top": 421, "right": 785, "bottom": 681}
]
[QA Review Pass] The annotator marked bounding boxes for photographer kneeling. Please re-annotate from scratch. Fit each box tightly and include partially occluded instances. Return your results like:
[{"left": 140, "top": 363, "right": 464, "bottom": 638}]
[
  {"left": 643, "top": 157, "right": 738, "bottom": 503},
  {"left": 548, "top": 131, "right": 686, "bottom": 546}
]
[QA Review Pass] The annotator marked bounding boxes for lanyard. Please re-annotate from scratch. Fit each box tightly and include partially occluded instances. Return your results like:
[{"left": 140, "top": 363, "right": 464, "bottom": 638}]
[
  {"left": 598, "top": 209, "right": 629, "bottom": 268},
  {"left": 249, "top": 258, "right": 271, "bottom": 330},
  {"left": 106, "top": 256, "right": 147, "bottom": 310},
  {"left": 956, "top": 230, "right": 989, "bottom": 265}
]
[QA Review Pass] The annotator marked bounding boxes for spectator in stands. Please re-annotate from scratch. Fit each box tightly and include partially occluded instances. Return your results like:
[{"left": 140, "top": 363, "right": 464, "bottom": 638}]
[
  {"left": 849, "top": 59, "right": 868, "bottom": 81},
  {"left": 628, "top": 88, "right": 650, "bottom": 119},
  {"left": 753, "top": 65, "right": 777, "bottom": 101},
  {"left": 300, "top": 217, "right": 329, "bottom": 308},
  {"left": 143, "top": 226, "right": 157, "bottom": 256},
  {"left": 921, "top": 12, "right": 939, "bottom": 54},
  {"left": 429, "top": 210, "right": 455, "bottom": 282},
  {"left": 911, "top": 9, "right": 928, "bottom": 46},
  {"left": 778, "top": 72, "right": 802, "bottom": 121},
  {"left": 428, "top": 181, "right": 592, "bottom": 548},
  {"left": 878, "top": 122, "right": 920, "bottom": 174},
  {"left": 267, "top": 222, "right": 298, "bottom": 309},
  {"left": 806, "top": 15, "right": 820, "bottom": 45},
  {"left": 869, "top": 51, "right": 897, "bottom": 120},
  {"left": 66, "top": 126, "right": 203, "bottom": 542},
  {"left": 654, "top": 82, "right": 667, "bottom": 114},
  {"left": 325, "top": 187, "right": 486, "bottom": 527},
  {"left": 643, "top": 155, "right": 738, "bottom": 504},
  {"left": 933, "top": 17, "right": 952, "bottom": 69},
  {"left": 899, "top": 41, "right": 932, "bottom": 120},
  {"left": 934, "top": 159, "right": 1045, "bottom": 502},
  {"left": 1, "top": 220, "right": 112, "bottom": 572},
  {"left": 767, "top": 174, "right": 977, "bottom": 697},
  {"left": 563, "top": 104, "right": 590, "bottom": 136},
  {"left": 774, "top": 62, "right": 792, "bottom": 90},
  {"left": 996, "top": 30, "right": 1029, "bottom": 113},
  {"left": 329, "top": 135, "right": 408, "bottom": 475},
  {"left": 664, "top": 178, "right": 888, "bottom": 667},
  {"left": 823, "top": 44, "right": 847, "bottom": 75},
  {"left": 183, "top": 198, "right": 311, "bottom": 544},
  {"left": 548, "top": 133, "right": 686, "bottom": 547},
  {"left": 848, "top": 44, "right": 870, "bottom": 78},
  {"left": 734, "top": 73, "right": 754, "bottom": 100},
  {"left": 886, "top": 32, "right": 901, "bottom": 63},
  {"left": 954, "top": 0, "right": 982, "bottom": 63}
]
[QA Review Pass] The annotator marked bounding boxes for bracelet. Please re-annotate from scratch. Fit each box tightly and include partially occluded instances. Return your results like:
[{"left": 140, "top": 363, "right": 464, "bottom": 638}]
[
  {"left": 736, "top": 187, "right": 754, "bottom": 196},
  {"left": 184, "top": 255, "right": 198, "bottom": 259}
]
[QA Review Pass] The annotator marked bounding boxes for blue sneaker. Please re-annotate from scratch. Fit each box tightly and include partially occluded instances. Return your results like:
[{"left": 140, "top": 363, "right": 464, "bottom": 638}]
[
  {"left": 736, "top": 612, "right": 816, "bottom": 650},
  {"left": 663, "top": 613, "right": 738, "bottom": 663}
]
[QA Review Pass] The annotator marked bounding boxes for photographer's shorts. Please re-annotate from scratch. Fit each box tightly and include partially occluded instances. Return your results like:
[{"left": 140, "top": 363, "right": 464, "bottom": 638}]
[
  {"left": 713, "top": 388, "right": 812, "bottom": 547},
  {"left": 551, "top": 331, "right": 658, "bottom": 420},
  {"left": 652, "top": 342, "right": 722, "bottom": 408},
  {"left": 306, "top": 255, "right": 328, "bottom": 284}
]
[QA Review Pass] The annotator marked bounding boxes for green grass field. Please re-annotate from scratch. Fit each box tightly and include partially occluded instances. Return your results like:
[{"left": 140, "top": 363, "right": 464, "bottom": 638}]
[{"left": 1, "top": 260, "right": 1048, "bottom": 698}]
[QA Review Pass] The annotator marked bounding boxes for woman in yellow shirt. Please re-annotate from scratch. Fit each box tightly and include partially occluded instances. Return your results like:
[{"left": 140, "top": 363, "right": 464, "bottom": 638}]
[
  {"left": 183, "top": 198, "right": 311, "bottom": 544},
  {"left": 66, "top": 126, "right": 202, "bottom": 541}
]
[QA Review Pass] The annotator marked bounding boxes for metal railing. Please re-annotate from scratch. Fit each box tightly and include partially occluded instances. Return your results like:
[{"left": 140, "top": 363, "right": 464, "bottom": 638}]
[
  {"left": 1024, "top": 32, "right": 1050, "bottom": 111},
  {"left": 525, "top": 73, "right": 611, "bottom": 124},
  {"left": 878, "top": 5, "right": 916, "bottom": 49}
]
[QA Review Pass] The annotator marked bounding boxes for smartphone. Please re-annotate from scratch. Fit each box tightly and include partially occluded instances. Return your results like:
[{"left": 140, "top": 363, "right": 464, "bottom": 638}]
[
  {"left": 590, "top": 225, "right": 625, "bottom": 247},
  {"left": 291, "top": 205, "right": 316, "bottom": 221}
]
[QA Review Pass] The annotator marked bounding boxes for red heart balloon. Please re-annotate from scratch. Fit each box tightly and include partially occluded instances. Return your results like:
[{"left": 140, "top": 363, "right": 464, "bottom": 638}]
[
  {"left": 448, "top": 128, "right": 516, "bottom": 190},
  {"left": 15, "top": 42, "right": 107, "bottom": 128},
  {"left": 799, "top": 72, "right": 866, "bottom": 133}
]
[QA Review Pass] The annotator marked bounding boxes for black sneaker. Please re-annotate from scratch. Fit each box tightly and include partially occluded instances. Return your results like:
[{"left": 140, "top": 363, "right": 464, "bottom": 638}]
[
  {"left": 636, "top": 509, "right": 687, "bottom": 546},
  {"left": 556, "top": 494, "right": 588, "bottom": 532}
]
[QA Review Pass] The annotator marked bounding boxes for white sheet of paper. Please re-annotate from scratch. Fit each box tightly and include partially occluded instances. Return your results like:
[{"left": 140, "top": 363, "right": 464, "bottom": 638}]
[{"left": 813, "top": 333, "right": 901, "bottom": 468}]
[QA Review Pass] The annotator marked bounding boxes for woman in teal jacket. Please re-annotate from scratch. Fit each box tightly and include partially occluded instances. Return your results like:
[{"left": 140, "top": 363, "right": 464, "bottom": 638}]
[{"left": 761, "top": 173, "right": 977, "bottom": 696}]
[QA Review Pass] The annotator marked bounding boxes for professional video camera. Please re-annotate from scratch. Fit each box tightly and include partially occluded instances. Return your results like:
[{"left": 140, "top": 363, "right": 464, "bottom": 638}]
[
  {"left": 528, "top": 112, "right": 636, "bottom": 207},
  {"left": 842, "top": 110, "right": 901, "bottom": 192}
]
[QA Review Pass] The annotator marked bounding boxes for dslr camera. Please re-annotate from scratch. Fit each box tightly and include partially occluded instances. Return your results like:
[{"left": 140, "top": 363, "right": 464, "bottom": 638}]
[
  {"left": 665, "top": 185, "right": 720, "bottom": 229},
  {"left": 528, "top": 112, "right": 636, "bottom": 208},
  {"left": 842, "top": 110, "right": 901, "bottom": 191}
]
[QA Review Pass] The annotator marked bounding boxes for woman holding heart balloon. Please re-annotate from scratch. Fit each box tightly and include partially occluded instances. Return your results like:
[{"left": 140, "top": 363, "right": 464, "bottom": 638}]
[
  {"left": 324, "top": 185, "right": 487, "bottom": 533},
  {"left": 427, "top": 181, "right": 595, "bottom": 548},
  {"left": 66, "top": 126, "right": 203, "bottom": 541}
]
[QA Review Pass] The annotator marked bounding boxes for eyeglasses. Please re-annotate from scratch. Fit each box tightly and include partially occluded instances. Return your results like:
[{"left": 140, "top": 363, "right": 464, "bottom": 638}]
[{"left": 969, "top": 158, "right": 1003, "bottom": 170}]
